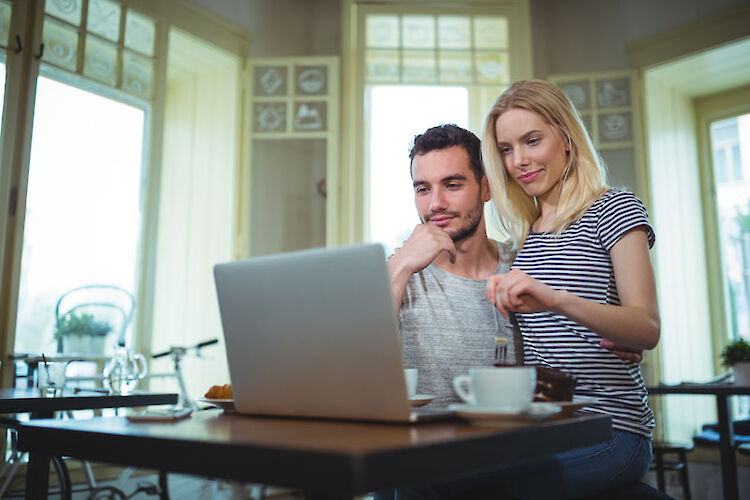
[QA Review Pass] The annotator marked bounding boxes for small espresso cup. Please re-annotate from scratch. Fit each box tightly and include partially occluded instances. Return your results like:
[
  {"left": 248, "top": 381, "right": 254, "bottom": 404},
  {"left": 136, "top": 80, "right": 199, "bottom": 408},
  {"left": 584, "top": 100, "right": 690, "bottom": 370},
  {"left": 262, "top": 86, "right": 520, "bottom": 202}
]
[
  {"left": 453, "top": 366, "right": 536, "bottom": 410},
  {"left": 404, "top": 368, "right": 418, "bottom": 398}
]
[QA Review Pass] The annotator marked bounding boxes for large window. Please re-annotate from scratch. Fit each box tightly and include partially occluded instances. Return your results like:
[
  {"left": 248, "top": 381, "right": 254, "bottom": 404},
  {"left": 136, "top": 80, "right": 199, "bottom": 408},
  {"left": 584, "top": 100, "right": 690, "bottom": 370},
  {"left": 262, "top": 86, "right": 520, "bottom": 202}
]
[
  {"left": 14, "top": 76, "right": 146, "bottom": 355},
  {"left": 710, "top": 114, "right": 750, "bottom": 341},
  {"left": 339, "top": 1, "right": 532, "bottom": 246}
]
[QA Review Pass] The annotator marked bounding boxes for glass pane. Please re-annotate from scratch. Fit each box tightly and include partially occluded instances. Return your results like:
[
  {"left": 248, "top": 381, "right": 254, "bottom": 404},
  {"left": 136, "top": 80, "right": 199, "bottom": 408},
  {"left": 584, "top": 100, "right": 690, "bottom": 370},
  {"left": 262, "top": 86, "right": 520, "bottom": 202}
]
[
  {"left": 402, "top": 15, "right": 434, "bottom": 49},
  {"left": 45, "top": 0, "right": 83, "bottom": 26},
  {"left": 475, "top": 51, "right": 509, "bottom": 84},
  {"left": 125, "top": 10, "right": 155, "bottom": 56},
  {"left": 14, "top": 76, "right": 145, "bottom": 356},
  {"left": 598, "top": 112, "right": 632, "bottom": 143},
  {"left": 84, "top": 35, "right": 117, "bottom": 85},
  {"left": 42, "top": 19, "right": 79, "bottom": 72},
  {"left": 365, "top": 49, "right": 399, "bottom": 83},
  {"left": 253, "top": 102, "right": 286, "bottom": 133},
  {"left": 474, "top": 16, "right": 508, "bottom": 50},
  {"left": 293, "top": 102, "right": 327, "bottom": 132},
  {"left": 295, "top": 65, "right": 328, "bottom": 96},
  {"left": 0, "top": 60, "right": 5, "bottom": 119},
  {"left": 366, "top": 14, "right": 399, "bottom": 49},
  {"left": 438, "top": 16, "right": 470, "bottom": 50},
  {"left": 596, "top": 77, "right": 631, "bottom": 108},
  {"left": 367, "top": 86, "right": 469, "bottom": 254},
  {"left": 711, "top": 114, "right": 750, "bottom": 341},
  {"left": 0, "top": 1, "right": 11, "bottom": 48},
  {"left": 439, "top": 52, "right": 472, "bottom": 83},
  {"left": 122, "top": 51, "right": 153, "bottom": 98},
  {"left": 88, "top": 0, "right": 121, "bottom": 42},
  {"left": 403, "top": 50, "right": 435, "bottom": 83},
  {"left": 254, "top": 65, "right": 287, "bottom": 96},
  {"left": 559, "top": 81, "right": 591, "bottom": 111}
]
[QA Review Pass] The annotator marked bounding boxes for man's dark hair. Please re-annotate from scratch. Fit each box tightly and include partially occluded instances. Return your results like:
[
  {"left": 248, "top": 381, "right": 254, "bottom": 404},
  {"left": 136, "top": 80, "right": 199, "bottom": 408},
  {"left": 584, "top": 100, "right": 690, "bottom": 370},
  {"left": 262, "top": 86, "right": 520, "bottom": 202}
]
[{"left": 408, "top": 124, "right": 484, "bottom": 182}]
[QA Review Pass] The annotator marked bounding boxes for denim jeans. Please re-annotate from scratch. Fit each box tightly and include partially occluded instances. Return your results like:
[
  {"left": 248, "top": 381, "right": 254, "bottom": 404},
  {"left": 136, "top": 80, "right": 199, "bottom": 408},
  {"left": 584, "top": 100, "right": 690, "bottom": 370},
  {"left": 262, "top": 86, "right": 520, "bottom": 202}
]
[{"left": 374, "top": 430, "right": 652, "bottom": 500}]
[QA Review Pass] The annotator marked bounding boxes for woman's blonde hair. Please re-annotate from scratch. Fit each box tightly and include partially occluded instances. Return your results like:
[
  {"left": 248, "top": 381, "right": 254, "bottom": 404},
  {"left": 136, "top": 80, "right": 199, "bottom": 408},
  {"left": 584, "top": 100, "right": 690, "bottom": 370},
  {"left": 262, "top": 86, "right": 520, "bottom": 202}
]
[{"left": 481, "top": 79, "right": 609, "bottom": 249}]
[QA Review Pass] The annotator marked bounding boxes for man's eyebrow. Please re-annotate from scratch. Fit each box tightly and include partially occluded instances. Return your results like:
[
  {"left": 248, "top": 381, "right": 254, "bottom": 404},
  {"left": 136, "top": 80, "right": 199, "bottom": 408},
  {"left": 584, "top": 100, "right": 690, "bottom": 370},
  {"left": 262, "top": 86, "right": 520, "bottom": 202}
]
[
  {"left": 413, "top": 173, "right": 468, "bottom": 188},
  {"left": 497, "top": 129, "right": 542, "bottom": 145}
]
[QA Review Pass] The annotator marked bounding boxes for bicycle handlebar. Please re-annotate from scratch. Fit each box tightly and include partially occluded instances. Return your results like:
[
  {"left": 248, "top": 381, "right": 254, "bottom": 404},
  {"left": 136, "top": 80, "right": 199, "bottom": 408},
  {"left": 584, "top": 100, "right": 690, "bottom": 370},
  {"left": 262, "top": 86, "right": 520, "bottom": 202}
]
[{"left": 152, "top": 338, "right": 219, "bottom": 359}]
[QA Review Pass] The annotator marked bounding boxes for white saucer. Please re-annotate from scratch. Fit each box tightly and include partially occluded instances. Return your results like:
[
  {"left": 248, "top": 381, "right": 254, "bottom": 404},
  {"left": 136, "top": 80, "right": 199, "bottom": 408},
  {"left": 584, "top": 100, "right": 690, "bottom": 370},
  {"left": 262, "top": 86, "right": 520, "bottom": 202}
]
[
  {"left": 409, "top": 394, "right": 435, "bottom": 407},
  {"left": 556, "top": 396, "right": 597, "bottom": 414},
  {"left": 196, "top": 397, "right": 236, "bottom": 412},
  {"left": 449, "top": 402, "right": 561, "bottom": 424}
]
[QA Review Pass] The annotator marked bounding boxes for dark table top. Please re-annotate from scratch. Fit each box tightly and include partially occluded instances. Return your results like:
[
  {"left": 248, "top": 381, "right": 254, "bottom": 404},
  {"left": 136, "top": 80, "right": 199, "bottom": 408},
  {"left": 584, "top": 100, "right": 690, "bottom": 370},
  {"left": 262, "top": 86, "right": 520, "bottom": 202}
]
[
  {"left": 0, "top": 387, "right": 178, "bottom": 414},
  {"left": 647, "top": 382, "right": 750, "bottom": 396},
  {"left": 17, "top": 410, "right": 611, "bottom": 497}
]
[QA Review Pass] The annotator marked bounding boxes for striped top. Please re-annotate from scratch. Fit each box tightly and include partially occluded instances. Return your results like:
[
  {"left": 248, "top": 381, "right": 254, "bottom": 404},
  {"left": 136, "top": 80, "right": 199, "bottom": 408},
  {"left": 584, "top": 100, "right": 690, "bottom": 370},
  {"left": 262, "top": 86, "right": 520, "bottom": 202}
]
[{"left": 513, "top": 189, "right": 655, "bottom": 438}]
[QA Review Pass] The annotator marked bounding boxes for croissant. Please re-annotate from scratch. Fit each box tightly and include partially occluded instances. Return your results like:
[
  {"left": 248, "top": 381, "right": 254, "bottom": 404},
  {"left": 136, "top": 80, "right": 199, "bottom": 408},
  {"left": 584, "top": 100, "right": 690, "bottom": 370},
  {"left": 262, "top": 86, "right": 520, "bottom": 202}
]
[{"left": 205, "top": 384, "right": 232, "bottom": 399}]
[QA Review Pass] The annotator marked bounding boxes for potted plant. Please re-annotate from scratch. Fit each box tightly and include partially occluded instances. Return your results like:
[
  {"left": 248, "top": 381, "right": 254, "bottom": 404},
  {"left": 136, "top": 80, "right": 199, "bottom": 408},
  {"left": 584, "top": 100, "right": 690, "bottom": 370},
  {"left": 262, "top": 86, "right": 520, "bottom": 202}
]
[
  {"left": 720, "top": 338, "right": 750, "bottom": 385},
  {"left": 54, "top": 312, "right": 113, "bottom": 354}
]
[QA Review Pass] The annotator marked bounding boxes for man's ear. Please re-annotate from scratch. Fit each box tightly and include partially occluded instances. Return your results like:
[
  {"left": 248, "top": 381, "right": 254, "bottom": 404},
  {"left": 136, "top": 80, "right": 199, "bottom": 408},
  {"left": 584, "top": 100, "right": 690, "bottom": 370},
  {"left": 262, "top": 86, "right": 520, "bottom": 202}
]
[{"left": 481, "top": 175, "right": 491, "bottom": 203}]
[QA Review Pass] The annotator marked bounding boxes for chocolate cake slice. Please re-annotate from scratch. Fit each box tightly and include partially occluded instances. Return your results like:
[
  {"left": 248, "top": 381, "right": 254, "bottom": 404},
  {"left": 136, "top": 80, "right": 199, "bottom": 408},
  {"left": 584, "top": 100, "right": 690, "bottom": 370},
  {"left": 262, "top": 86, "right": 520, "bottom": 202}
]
[{"left": 534, "top": 366, "right": 577, "bottom": 402}]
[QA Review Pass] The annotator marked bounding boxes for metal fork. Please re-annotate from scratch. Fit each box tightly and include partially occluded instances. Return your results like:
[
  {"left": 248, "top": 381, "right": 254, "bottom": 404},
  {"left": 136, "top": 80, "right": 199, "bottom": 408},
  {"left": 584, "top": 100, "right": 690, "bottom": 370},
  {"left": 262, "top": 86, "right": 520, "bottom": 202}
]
[{"left": 494, "top": 337, "right": 508, "bottom": 366}]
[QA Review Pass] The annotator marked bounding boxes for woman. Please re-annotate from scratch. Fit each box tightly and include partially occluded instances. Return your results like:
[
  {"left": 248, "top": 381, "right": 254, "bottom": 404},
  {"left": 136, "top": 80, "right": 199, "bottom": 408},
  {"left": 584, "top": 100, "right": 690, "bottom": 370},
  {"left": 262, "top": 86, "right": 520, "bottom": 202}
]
[{"left": 482, "top": 79, "right": 659, "bottom": 498}]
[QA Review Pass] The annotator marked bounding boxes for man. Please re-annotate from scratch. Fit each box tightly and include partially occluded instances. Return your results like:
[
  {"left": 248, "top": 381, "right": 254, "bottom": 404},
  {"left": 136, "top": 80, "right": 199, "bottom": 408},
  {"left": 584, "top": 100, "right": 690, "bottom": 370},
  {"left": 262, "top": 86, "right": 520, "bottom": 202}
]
[{"left": 388, "top": 124, "right": 640, "bottom": 406}]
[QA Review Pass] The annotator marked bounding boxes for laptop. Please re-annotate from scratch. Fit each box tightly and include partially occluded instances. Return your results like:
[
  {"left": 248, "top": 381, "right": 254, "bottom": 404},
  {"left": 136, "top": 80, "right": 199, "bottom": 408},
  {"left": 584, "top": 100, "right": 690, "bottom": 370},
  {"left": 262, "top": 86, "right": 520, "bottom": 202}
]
[{"left": 213, "top": 243, "right": 453, "bottom": 423}]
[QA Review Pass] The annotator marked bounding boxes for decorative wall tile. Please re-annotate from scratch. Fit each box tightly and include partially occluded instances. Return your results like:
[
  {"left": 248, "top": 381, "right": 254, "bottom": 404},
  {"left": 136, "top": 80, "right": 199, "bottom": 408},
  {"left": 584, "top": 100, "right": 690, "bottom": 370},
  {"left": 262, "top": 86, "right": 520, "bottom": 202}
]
[
  {"left": 438, "top": 16, "right": 470, "bottom": 49},
  {"left": 293, "top": 102, "right": 327, "bottom": 132},
  {"left": 439, "top": 52, "right": 472, "bottom": 83},
  {"left": 125, "top": 10, "right": 155, "bottom": 56},
  {"left": 596, "top": 77, "right": 630, "bottom": 108},
  {"left": 87, "top": 0, "right": 121, "bottom": 42},
  {"left": 598, "top": 112, "right": 632, "bottom": 142},
  {"left": 402, "top": 15, "right": 434, "bottom": 49},
  {"left": 366, "top": 50, "right": 399, "bottom": 83},
  {"left": 255, "top": 66, "right": 287, "bottom": 97},
  {"left": 122, "top": 51, "right": 152, "bottom": 98},
  {"left": 366, "top": 15, "right": 399, "bottom": 48},
  {"left": 403, "top": 51, "right": 435, "bottom": 83},
  {"left": 475, "top": 52, "right": 508, "bottom": 84},
  {"left": 295, "top": 65, "right": 327, "bottom": 96},
  {"left": 559, "top": 81, "right": 590, "bottom": 111},
  {"left": 46, "top": 0, "right": 82, "bottom": 26},
  {"left": 254, "top": 102, "right": 287, "bottom": 133},
  {"left": 84, "top": 36, "right": 117, "bottom": 85},
  {"left": 43, "top": 19, "right": 79, "bottom": 71},
  {"left": 473, "top": 16, "right": 508, "bottom": 50}
]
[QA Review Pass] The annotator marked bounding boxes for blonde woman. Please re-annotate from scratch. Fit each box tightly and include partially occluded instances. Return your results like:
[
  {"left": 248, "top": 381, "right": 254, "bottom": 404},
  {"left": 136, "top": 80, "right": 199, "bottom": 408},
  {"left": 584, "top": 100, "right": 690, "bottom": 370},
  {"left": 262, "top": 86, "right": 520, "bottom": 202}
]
[{"left": 480, "top": 79, "right": 659, "bottom": 498}]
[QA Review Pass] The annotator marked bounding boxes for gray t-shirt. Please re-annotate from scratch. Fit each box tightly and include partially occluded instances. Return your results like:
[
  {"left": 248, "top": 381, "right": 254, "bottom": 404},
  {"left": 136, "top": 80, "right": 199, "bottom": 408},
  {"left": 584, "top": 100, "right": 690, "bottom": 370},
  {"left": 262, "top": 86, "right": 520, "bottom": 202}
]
[{"left": 399, "top": 240, "right": 522, "bottom": 407}]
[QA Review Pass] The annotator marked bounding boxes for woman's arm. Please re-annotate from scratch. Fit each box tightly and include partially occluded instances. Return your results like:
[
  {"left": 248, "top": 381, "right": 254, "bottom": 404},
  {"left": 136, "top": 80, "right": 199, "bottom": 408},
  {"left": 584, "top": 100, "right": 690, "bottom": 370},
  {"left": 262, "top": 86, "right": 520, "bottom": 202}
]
[{"left": 487, "top": 229, "right": 660, "bottom": 350}]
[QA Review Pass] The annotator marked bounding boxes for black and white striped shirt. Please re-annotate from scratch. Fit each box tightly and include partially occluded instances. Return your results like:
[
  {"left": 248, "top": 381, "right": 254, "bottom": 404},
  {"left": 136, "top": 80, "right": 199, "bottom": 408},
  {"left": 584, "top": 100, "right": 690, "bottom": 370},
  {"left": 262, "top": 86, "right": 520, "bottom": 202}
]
[{"left": 513, "top": 189, "right": 655, "bottom": 438}]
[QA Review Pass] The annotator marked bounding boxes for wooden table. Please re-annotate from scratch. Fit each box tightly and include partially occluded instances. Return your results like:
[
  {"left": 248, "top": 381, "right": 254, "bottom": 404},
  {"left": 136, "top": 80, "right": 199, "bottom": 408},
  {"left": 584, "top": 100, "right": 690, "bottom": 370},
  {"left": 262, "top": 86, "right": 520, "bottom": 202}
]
[
  {"left": 0, "top": 387, "right": 178, "bottom": 418},
  {"left": 648, "top": 382, "right": 750, "bottom": 500},
  {"left": 0, "top": 387, "right": 178, "bottom": 498},
  {"left": 18, "top": 410, "right": 611, "bottom": 499}
]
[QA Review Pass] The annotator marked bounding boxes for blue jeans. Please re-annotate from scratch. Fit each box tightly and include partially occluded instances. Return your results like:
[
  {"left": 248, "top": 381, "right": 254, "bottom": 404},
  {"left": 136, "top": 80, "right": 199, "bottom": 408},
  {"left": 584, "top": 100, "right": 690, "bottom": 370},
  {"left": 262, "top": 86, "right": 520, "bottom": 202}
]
[{"left": 374, "top": 430, "right": 652, "bottom": 500}]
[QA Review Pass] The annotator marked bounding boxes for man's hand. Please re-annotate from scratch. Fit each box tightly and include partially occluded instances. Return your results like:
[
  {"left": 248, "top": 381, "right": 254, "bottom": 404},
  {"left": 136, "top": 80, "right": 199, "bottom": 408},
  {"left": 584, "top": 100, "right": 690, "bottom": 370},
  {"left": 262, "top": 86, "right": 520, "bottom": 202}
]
[
  {"left": 388, "top": 224, "right": 457, "bottom": 311},
  {"left": 600, "top": 339, "right": 643, "bottom": 363}
]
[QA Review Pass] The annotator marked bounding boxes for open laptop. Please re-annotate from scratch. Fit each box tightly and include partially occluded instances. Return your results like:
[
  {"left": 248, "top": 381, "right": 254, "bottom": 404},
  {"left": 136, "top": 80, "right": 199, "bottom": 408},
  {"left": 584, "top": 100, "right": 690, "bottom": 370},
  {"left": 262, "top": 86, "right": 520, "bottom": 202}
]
[{"left": 213, "top": 243, "right": 452, "bottom": 423}]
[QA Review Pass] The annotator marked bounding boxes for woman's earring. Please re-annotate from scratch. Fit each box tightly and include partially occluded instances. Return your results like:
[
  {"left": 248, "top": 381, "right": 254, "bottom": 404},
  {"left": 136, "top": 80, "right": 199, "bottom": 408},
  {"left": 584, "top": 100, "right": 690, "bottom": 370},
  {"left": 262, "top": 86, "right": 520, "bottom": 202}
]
[{"left": 566, "top": 137, "right": 572, "bottom": 156}]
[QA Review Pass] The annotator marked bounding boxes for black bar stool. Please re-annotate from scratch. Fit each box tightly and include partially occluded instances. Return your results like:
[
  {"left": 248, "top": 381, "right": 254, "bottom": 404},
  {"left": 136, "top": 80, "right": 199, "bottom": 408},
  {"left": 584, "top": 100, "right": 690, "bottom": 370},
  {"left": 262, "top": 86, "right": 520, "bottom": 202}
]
[{"left": 650, "top": 441, "right": 692, "bottom": 500}]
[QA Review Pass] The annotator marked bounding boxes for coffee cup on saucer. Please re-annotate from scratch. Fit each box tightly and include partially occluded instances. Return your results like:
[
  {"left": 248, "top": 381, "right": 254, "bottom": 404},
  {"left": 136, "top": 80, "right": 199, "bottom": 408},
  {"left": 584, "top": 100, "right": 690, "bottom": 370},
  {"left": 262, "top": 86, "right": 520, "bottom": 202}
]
[
  {"left": 453, "top": 366, "right": 536, "bottom": 411},
  {"left": 404, "top": 368, "right": 418, "bottom": 398}
]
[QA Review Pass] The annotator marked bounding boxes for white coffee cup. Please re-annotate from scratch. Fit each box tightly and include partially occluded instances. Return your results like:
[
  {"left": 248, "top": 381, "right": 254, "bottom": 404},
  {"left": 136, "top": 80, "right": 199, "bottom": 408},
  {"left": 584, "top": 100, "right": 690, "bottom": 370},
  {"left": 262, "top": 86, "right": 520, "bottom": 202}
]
[
  {"left": 404, "top": 368, "right": 418, "bottom": 398},
  {"left": 453, "top": 366, "right": 536, "bottom": 410}
]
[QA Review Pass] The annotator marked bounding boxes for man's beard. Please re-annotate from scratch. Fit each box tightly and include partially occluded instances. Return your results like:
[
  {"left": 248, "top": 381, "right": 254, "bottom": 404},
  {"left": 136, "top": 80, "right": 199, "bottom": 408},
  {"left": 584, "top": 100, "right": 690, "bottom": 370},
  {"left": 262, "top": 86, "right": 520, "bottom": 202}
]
[{"left": 423, "top": 200, "right": 484, "bottom": 243}]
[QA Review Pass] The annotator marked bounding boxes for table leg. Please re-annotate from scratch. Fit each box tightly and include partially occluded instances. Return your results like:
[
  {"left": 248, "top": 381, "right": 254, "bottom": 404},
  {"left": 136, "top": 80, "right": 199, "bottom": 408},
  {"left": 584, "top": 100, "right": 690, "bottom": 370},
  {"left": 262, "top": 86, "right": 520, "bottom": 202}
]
[
  {"left": 716, "top": 395, "right": 739, "bottom": 500},
  {"left": 26, "top": 451, "right": 51, "bottom": 500}
]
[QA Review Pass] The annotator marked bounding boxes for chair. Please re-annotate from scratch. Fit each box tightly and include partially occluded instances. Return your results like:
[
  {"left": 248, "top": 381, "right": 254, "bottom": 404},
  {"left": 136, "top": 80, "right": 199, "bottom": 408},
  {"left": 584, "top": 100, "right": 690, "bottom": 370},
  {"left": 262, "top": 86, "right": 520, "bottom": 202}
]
[
  {"left": 650, "top": 441, "right": 692, "bottom": 500},
  {"left": 55, "top": 284, "right": 135, "bottom": 354}
]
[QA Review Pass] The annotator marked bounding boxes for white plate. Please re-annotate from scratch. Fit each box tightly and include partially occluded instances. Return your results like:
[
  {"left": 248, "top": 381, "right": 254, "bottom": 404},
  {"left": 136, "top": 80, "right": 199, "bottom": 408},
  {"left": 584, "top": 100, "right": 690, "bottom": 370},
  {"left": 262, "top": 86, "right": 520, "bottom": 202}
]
[
  {"left": 409, "top": 394, "right": 435, "bottom": 407},
  {"left": 196, "top": 398, "right": 235, "bottom": 412},
  {"left": 449, "top": 402, "right": 561, "bottom": 424}
]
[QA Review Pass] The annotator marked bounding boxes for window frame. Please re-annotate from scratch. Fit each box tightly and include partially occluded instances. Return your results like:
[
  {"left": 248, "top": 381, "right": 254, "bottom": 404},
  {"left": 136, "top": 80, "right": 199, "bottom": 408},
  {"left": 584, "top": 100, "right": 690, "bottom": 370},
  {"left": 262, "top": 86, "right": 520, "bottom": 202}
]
[{"left": 338, "top": 0, "right": 532, "bottom": 246}]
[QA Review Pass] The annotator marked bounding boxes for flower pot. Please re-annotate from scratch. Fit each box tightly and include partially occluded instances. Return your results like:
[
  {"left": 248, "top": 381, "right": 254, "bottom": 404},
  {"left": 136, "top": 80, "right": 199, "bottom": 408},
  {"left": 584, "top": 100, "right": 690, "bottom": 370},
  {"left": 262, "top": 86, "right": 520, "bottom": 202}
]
[
  {"left": 732, "top": 361, "right": 750, "bottom": 386},
  {"left": 63, "top": 335, "right": 107, "bottom": 355}
]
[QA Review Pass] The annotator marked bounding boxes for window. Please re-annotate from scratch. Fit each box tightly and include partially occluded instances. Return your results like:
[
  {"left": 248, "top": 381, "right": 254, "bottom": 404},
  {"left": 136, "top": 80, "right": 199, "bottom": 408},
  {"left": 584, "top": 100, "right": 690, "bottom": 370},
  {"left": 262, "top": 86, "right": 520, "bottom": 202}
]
[
  {"left": 710, "top": 114, "right": 750, "bottom": 341},
  {"left": 339, "top": 0, "right": 532, "bottom": 246}
]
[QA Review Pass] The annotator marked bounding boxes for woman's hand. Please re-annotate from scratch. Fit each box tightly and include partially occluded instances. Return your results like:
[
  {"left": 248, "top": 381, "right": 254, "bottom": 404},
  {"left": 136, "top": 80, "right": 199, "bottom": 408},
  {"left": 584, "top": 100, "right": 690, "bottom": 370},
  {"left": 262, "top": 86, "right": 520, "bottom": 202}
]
[{"left": 486, "top": 269, "right": 562, "bottom": 318}]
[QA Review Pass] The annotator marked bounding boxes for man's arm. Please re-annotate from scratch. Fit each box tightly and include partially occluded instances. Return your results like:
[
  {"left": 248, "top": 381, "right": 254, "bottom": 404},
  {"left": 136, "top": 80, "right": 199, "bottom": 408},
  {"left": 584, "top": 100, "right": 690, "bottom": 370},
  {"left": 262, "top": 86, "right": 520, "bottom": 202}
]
[{"left": 388, "top": 224, "right": 456, "bottom": 311}]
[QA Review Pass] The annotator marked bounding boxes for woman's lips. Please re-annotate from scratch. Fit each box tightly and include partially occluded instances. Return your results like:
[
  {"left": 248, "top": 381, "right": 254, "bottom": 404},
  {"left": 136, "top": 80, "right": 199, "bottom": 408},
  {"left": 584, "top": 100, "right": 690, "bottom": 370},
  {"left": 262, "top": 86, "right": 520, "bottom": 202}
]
[{"left": 519, "top": 170, "right": 540, "bottom": 183}]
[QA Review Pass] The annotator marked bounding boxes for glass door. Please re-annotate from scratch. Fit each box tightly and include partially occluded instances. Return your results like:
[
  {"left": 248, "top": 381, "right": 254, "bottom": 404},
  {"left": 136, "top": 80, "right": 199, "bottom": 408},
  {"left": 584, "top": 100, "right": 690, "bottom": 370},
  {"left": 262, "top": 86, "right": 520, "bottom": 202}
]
[{"left": 710, "top": 113, "right": 750, "bottom": 341}]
